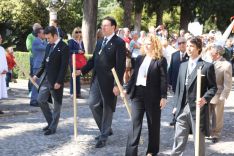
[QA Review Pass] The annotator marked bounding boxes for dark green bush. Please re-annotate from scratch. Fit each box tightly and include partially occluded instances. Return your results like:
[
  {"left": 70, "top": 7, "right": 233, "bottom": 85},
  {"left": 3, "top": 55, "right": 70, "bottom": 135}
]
[{"left": 13, "top": 52, "right": 93, "bottom": 83}]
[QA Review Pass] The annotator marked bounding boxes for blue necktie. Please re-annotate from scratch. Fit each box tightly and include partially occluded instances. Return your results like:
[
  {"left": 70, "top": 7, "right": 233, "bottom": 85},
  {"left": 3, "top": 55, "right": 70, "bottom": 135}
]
[{"left": 101, "top": 38, "right": 108, "bottom": 50}]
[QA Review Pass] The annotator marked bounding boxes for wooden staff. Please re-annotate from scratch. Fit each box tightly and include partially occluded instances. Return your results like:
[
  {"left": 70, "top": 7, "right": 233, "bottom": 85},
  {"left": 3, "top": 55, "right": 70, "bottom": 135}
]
[
  {"left": 195, "top": 67, "right": 202, "bottom": 156},
  {"left": 111, "top": 68, "right": 131, "bottom": 119},
  {"left": 72, "top": 54, "right": 78, "bottom": 139}
]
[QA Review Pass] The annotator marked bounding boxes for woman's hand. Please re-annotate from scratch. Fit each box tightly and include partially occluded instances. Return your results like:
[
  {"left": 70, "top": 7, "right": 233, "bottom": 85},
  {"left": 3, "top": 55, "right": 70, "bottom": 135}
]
[{"left": 160, "top": 98, "right": 167, "bottom": 110}]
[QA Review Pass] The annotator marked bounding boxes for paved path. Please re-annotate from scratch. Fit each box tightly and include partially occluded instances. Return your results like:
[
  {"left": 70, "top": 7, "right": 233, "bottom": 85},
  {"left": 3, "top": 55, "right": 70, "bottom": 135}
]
[{"left": 0, "top": 79, "right": 234, "bottom": 156}]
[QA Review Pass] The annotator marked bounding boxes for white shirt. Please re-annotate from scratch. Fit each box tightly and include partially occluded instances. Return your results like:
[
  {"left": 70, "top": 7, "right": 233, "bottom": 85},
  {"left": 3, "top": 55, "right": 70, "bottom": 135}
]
[
  {"left": 185, "top": 56, "right": 200, "bottom": 85},
  {"left": 104, "top": 33, "right": 115, "bottom": 45},
  {"left": 136, "top": 55, "right": 152, "bottom": 86}
]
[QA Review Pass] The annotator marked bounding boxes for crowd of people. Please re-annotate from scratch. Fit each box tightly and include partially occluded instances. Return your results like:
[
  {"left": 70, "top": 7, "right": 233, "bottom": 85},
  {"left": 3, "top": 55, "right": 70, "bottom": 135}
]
[{"left": 0, "top": 16, "right": 234, "bottom": 156}]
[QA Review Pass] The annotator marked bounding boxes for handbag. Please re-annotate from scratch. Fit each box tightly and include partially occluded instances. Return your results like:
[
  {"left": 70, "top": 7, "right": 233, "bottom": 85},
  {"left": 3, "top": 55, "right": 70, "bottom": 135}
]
[{"left": 72, "top": 53, "right": 87, "bottom": 69}]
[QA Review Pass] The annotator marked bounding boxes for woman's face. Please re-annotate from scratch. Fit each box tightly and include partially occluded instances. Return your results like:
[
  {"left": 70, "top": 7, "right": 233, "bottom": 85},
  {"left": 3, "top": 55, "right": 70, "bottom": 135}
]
[
  {"left": 143, "top": 38, "right": 153, "bottom": 53},
  {"left": 75, "top": 29, "right": 82, "bottom": 38}
]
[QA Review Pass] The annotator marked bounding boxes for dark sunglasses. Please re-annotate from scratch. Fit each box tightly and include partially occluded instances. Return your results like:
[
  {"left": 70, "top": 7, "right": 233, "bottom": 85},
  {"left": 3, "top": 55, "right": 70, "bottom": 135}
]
[
  {"left": 75, "top": 31, "right": 82, "bottom": 34},
  {"left": 178, "top": 42, "right": 186, "bottom": 45}
]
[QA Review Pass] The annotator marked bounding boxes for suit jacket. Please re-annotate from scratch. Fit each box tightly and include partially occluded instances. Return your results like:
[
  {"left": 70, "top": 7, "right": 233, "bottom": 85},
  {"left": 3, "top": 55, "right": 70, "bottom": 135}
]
[
  {"left": 174, "top": 58, "right": 217, "bottom": 136},
  {"left": 210, "top": 57, "right": 232, "bottom": 104},
  {"left": 32, "top": 37, "right": 47, "bottom": 69},
  {"left": 36, "top": 39, "right": 69, "bottom": 103},
  {"left": 127, "top": 56, "right": 168, "bottom": 108},
  {"left": 81, "top": 34, "right": 126, "bottom": 111},
  {"left": 168, "top": 51, "right": 189, "bottom": 92}
]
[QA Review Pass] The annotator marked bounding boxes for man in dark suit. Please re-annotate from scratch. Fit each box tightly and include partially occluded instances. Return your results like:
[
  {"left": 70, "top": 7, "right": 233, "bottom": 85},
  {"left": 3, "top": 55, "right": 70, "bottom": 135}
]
[
  {"left": 76, "top": 16, "right": 126, "bottom": 148},
  {"left": 171, "top": 37, "right": 217, "bottom": 156},
  {"left": 33, "top": 26, "right": 69, "bottom": 135},
  {"left": 168, "top": 37, "right": 188, "bottom": 126}
]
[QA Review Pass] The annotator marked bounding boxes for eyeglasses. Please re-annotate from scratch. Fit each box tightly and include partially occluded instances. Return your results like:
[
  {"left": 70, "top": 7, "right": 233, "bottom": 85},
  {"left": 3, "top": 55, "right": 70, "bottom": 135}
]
[
  {"left": 75, "top": 31, "right": 82, "bottom": 34},
  {"left": 178, "top": 42, "right": 186, "bottom": 45}
]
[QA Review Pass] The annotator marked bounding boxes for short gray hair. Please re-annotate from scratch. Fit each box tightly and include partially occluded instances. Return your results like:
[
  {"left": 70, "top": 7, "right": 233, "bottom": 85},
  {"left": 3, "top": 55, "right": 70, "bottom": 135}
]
[
  {"left": 33, "top": 23, "right": 42, "bottom": 31},
  {"left": 211, "top": 45, "right": 225, "bottom": 55}
]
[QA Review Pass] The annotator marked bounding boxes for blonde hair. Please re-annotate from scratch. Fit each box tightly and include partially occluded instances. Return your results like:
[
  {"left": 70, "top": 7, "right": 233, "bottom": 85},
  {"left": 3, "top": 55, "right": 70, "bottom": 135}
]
[
  {"left": 71, "top": 27, "right": 82, "bottom": 39},
  {"left": 141, "top": 34, "right": 163, "bottom": 60}
]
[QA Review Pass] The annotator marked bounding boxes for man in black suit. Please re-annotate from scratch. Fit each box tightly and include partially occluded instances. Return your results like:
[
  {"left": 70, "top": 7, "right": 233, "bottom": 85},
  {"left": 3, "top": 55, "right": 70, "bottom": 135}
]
[
  {"left": 76, "top": 17, "right": 126, "bottom": 148},
  {"left": 171, "top": 37, "right": 217, "bottom": 156},
  {"left": 33, "top": 26, "right": 69, "bottom": 135},
  {"left": 168, "top": 37, "right": 188, "bottom": 126}
]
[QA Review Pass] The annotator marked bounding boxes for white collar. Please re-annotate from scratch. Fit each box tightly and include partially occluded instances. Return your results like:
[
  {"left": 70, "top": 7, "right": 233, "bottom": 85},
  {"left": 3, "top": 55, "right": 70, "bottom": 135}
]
[
  {"left": 54, "top": 38, "right": 60, "bottom": 47},
  {"left": 104, "top": 33, "right": 115, "bottom": 43},
  {"left": 188, "top": 56, "right": 200, "bottom": 65}
]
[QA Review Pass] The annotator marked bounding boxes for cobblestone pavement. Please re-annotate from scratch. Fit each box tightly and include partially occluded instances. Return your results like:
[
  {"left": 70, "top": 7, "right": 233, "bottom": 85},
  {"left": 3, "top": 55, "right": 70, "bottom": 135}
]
[{"left": 0, "top": 79, "right": 234, "bottom": 156}]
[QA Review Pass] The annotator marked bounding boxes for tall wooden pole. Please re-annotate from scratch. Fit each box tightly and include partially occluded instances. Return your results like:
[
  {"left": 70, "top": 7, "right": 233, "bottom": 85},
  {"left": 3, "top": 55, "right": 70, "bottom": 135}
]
[
  {"left": 111, "top": 68, "right": 131, "bottom": 119},
  {"left": 195, "top": 67, "right": 202, "bottom": 156},
  {"left": 72, "top": 54, "right": 77, "bottom": 139}
]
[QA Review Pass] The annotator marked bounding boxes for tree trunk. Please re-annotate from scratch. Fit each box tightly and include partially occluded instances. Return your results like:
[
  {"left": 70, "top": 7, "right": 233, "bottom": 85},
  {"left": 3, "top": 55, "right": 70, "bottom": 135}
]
[
  {"left": 123, "top": 0, "right": 133, "bottom": 28},
  {"left": 134, "top": 10, "right": 142, "bottom": 33},
  {"left": 156, "top": 7, "right": 163, "bottom": 27},
  {"left": 82, "top": 0, "right": 98, "bottom": 54},
  {"left": 180, "top": 2, "right": 192, "bottom": 32}
]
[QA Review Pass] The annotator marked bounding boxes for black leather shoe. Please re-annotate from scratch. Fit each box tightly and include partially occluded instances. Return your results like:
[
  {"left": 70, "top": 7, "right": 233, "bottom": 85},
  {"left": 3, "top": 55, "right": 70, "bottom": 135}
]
[
  {"left": 95, "top": 140, "right": 106, "bottom": 148},
  {"left": 30, "top": 101, "right": 39, "bottom": 107},
  {"left": 95, "top": 129, "right": 113, "bottom": 140},
  {"left": 42, "top": 125, "right": 49, "bottom": 131},
  {"left": 0, "top": 110, "right": 4, "bottom": 114},
  {"left": 44, "top": 129, "right": 56, "bottom": 135},
  {"left": 212, "top": 137, "right": 218, "bottom": 143}
]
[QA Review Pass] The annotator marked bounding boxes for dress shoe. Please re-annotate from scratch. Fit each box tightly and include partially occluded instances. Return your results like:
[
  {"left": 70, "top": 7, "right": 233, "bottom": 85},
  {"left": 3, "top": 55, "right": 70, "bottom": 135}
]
[
  {"left": 169, "top": 116, "right": 176, "bottom": 126},
  {"left": 0, "top": 110, "right": 4, "bottom": 114},
  {"left": 30, "top": 101, "right": 39, "bottom": 107},
  {"left": 95, "top": 129, "right": 113, "bottom": 140},
  {"left": 95, "top": 140, "right": 106, "bottom": 148},
  {"left": 212, "top": 137, "right": 218, "bottom": 143},
  {"left": 42, "top": 125, "right": 49, "bottom": 131},
  {"left": 44, "top": 129, "right": 56, "bottom": 135}
]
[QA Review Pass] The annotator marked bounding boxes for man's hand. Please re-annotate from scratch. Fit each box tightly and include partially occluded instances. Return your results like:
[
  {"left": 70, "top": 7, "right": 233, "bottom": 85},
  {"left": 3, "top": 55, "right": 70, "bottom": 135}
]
[
  {"left": 160, "top": 98, "right": 167, "bottom": 109},
  {"left": 72, "top": 70, "right": 81, "bottom": 78},
  {"left": 120, "top": 90, "right": 127, "bottom": 98},
  {"left": 113, "top": 86, "right": 120, "bottom": 96},
  {"left": 32, "top": 75, "right": 38, "bottom": 82},
  {"left": 54, "top": 83, "right": 61, "bottom": 90},
  {"left": 197, "top": 97, "right": 207, "bottom": 108}
]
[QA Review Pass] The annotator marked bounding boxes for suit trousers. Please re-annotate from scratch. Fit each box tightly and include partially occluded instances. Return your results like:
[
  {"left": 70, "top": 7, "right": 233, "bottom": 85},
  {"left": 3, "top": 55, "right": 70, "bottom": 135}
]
[
  {"left": 88, "top": 77, "right": 113, "bottom": 141},
  {"left": 37, "top": 77, "right": 62, "bottom": 132},
  {"left": 210, "top": 100, "right": 225, "bottom": 138},
  {"left": 126, "top": 86, "right": 161, "bottom": 156},
  {"left": 30, "top": 68, "right": 40, "bottom": 103},
  {"left": 171, "top": 104, "right": 205, "bottom": 156}
]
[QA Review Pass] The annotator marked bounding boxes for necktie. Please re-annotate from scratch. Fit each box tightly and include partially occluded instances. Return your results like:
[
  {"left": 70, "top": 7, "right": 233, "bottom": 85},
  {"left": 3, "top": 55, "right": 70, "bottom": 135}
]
[
  {"left": 49, "top": 43, "right": 55, "bottom": 55},
  {"left": 99, "top": 38, "right": 108, "bottom": 55},
  {"left": 101, "top": 38, "right": 108, "bottom": 49}
]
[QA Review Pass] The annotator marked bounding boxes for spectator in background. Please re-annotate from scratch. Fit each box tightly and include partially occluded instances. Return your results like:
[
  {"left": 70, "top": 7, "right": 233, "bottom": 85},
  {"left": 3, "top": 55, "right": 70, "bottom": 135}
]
[
  {"left": 129, "top": 31, "right": 141, "bottom": 70},
  {"left": 68, "top": 27, "right": 85, "bottom": 98},
  {"left": 161, "top": 39, "right": 177, "bottom": 67},
  {"left": 96, "top": 28, "right": 104, "bottom": 40},
  {"left": 50, "top": 19, "right": 65, "bottom": 39},
  {"left": 117, "top": 28, "right": 124, "bottom": 39},
  {"left": 179, "top": 29, "right": 185, "bottom": 37},
  {"left": 137, "top": 31, "right": 146, "bottom": 45},
  {"left": 30, "top": 28, "right": 47, "bottom": 107},
  {"left": 207, "top": 45, "right": 232, "bottom": 143},
  {"left": 5, "top": 46, "right": 16, "bottom": 90},
  {"left": 26, "top": 23, "right": 42, "bottom": 96},
  {"left": 168, "top": 37, "right": 188, "bottom": 126},
  {"left": 0, "top": 34, "right": 8, "bottom": 100}
]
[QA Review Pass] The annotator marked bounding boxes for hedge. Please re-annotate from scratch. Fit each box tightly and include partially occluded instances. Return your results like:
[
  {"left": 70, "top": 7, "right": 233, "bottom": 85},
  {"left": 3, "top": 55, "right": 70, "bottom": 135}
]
[{"left": 13, "top": 51, "right": 93, "bottom": 83}]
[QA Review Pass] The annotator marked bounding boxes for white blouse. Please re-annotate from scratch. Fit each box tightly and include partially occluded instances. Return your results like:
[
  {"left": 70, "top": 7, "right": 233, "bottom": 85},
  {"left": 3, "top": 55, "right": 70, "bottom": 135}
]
[{"left": 136, "top": 55, "right": 152, "bottom": 86}]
